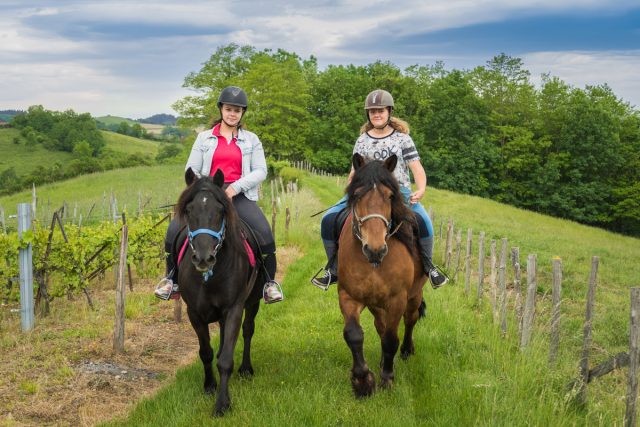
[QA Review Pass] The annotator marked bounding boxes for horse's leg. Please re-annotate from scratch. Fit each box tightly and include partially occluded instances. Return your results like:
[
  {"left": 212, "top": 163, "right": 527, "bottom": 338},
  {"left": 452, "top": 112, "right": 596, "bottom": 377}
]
[
  {"left": 217, "top": 319, "right": 225, "bottom": 359},
  {"left": 379, "top": 298, "right": 405, "bottom": 389},
  {"left": 187, "top": 309, "right": 217, "bottom": 394},
  {"left": 238, "top": 299, "right": 260, "bottom": 377},
  {"left": 401, "top": 294, "right": 422, "bottom": 360},
  {"left": 214, "top": 304, "right": 244, "bottom": 417},
  {"left": 339, "top": 289, "right": 375, "bottom": 398}
]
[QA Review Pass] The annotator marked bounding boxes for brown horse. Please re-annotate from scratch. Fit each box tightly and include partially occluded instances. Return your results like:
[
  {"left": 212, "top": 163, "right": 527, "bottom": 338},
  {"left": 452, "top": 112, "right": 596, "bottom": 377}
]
[{"left": 338, "top": 153, "right": 427, "bottom": 397}]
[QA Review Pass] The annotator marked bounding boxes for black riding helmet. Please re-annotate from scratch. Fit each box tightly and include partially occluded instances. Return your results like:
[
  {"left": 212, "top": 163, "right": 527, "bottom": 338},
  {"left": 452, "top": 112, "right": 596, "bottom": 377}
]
[{"left": 217, "top": 86, "right": 248, "bottom": 110}]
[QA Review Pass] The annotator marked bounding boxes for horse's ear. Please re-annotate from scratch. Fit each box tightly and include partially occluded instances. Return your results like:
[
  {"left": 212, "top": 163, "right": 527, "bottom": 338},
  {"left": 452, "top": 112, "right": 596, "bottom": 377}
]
[
  {"left": 352, "top": 153, "right": 365, "bottom": 171},
  {"left": 212, "top": 169, "right": 225, "bottom": 187},
  {"left": 185, "top": 168, "right": 197, "bottom": 186},
  {"left": 384, "top": 154, "right": 398, "bottom": 173}
]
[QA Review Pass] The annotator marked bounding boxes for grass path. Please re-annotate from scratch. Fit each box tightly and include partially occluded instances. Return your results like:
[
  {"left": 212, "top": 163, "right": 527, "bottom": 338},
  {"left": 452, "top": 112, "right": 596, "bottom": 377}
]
[{"left": 100, "top": 173, "right": 635, "bottom": 426}]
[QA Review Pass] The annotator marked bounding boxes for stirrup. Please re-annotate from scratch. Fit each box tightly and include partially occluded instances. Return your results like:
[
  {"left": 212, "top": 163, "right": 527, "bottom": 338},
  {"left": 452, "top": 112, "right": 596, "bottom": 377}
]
[
  {"left": 310, "top": 268, "right": 333, "bottom": 291},
  {"left": 428, "top": 264, "right": 449, "bottom": 289},
  {"left": 263, "top": 280, "right": 284, "bottom": 304}
]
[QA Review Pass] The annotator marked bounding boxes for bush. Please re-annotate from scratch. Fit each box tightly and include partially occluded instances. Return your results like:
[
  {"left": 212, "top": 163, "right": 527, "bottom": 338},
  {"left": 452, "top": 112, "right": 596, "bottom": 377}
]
[
  {"left": 266, "top": 158, "right": 290, "bottom": 177},
  {"left": 278, "top": 166, "right": 304, "bottom": 188}
]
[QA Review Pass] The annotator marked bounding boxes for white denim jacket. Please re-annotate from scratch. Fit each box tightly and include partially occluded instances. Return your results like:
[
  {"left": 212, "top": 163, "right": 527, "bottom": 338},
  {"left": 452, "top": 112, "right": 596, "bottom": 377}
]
[{"left": 185, "top": 127, "right": 267, "bottom": 201}]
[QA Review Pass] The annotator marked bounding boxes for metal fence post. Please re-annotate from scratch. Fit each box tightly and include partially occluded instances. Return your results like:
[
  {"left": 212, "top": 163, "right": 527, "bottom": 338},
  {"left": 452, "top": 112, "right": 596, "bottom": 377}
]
[{"left": 18, "top": 203, "right": 35, "bottom": 332}]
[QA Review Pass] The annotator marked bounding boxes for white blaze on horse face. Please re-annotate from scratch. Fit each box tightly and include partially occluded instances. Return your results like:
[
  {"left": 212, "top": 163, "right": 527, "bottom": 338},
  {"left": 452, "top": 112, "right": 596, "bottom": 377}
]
[{"left": 201, "top": 196, "right": 207, "bottom": 205}]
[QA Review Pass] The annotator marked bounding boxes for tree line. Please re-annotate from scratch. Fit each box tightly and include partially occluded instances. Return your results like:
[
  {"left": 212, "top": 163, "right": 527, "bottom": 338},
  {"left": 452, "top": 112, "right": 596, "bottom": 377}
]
[{"left": 173, "top": 44, "right": 640, "bottom": 237}]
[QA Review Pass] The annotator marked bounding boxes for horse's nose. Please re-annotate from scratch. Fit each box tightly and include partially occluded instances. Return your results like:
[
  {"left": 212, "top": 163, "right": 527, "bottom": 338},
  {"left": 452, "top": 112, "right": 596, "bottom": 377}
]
[
  {"left": 362, "top": 243, "right": 388, "bottom": 265},
  {"left": 192, "top": 252, "right": 215, "bottom": 272}
]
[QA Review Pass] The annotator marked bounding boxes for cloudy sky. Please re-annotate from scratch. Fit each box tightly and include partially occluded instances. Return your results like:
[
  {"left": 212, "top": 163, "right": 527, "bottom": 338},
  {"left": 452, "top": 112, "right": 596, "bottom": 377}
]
[{"left": 1, "top": 0, "right": 639, "bottom": 119}]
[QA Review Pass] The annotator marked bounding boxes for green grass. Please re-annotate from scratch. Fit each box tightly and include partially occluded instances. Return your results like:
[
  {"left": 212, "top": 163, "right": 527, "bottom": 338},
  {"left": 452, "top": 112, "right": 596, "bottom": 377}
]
[
  {"left": 2, "top": 163, "right": 637, "bottom": 424},
  {"left": 97, "top": 173, "right": 639, "bottom": 426},
  {"left": 0, "top": 128, "right": 73, "bottom": 176},
  {"left": 101, "top": 131, "right": 160, "bottom": 156},
  {"left": 0, "top": 163, "right": 184, "bottom": 228}
]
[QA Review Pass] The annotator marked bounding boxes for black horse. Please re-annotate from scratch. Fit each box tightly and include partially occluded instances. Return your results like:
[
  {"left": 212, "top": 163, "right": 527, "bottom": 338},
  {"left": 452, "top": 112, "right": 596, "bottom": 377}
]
[{"left": 175, "top": 167, "right": 265, "bottom": 416}]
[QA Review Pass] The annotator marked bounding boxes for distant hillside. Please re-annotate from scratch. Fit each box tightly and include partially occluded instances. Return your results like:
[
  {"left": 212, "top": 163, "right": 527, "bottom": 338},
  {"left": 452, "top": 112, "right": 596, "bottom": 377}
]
[
  {"left": 95, "top": 115, "right": 138, "bottom": 126},
  {"left": 0, "top": 109, "right": 24, "bottom": 123},
  {"left": 138, "top": 114, "right": 177, "bottom": 125}
]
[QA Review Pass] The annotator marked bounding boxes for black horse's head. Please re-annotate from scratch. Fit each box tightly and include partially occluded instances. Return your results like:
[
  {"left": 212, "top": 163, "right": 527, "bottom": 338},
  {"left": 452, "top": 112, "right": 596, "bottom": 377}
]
[
  {"left": 346, "top": 153, "right": 416, "bottom": 265},
  {"left": 176, "top": 168, "right": 239, "bottom": 273}
]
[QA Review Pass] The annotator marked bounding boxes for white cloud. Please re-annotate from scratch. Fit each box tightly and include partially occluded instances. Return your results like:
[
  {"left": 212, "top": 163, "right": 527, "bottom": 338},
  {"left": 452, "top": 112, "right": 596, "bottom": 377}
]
[{"left": 524, "top": 50, "right": 640, "bottom": 107}]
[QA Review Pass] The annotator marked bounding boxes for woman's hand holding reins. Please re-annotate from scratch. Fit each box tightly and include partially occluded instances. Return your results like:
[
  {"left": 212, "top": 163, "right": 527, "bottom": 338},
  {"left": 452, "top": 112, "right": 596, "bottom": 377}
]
[
  {"left": 225, "top": 186, "right": 238, "bottom": 199},
  {"left": 409, "top": 189, "right": 424, "bottom": 205}
]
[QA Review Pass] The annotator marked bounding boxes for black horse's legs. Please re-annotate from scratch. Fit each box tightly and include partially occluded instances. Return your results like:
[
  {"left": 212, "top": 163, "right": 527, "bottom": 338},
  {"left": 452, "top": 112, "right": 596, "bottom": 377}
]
[
  {"left": 214, "top": 304, "right": 244, "bottom": 417},
  {"left": 217, "top": 319, "right": 225, "bottom": 359},
  {"left": 238, "top": 300, "right": 260, "bottom": 377},
  {"left": 401, "top": 296, "right": 421, "bottom": 359},
  {"left": 379, "top": 300, "right": 403, "bottom": 389},
  {"left": 340, "top": 293, "right": 374, "bottom": 398},
  {"left": 187, "top": 310, "right": 216, "bottom": 394}
]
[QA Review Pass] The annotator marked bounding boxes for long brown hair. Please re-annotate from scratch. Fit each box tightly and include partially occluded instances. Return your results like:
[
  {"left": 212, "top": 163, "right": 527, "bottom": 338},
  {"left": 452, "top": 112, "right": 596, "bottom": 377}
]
[{"left": 360, "top": 116, "right": 410, "bottom": 134}]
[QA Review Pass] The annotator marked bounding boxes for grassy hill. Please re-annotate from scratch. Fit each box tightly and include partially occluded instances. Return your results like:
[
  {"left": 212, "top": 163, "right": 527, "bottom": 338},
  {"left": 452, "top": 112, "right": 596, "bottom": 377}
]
[
  {"left": 96, "top": 116, "right": 167, "bottom": 136},
  {"left": 0, "top": 128, "right": 74, "bottom": 176},
  {"left": 0, "top": 128, "right": 159, "bottom": 183},
  {"left": 2, "top": 168, "right": 639, "bottom": 424}
]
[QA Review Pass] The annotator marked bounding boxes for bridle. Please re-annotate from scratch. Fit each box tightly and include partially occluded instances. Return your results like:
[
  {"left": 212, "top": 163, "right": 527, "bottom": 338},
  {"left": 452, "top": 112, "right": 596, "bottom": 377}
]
[
  {"left": 351, "top": 184, "right": 403, "bottom": 243},
  {"left": 187, "top": 207, "right": 226, "bottom": 281}
]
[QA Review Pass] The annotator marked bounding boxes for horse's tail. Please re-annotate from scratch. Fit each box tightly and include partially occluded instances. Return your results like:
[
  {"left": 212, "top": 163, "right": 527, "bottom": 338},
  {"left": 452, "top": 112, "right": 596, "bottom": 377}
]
[{"left": 418, "top": 297, "right": 427, "bottom": 319}]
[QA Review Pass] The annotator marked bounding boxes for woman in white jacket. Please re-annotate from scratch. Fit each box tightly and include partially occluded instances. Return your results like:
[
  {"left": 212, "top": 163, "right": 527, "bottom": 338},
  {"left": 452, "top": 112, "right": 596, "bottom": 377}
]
[{"left": 155, "top": 86, "right": 283, "bottom": 304}]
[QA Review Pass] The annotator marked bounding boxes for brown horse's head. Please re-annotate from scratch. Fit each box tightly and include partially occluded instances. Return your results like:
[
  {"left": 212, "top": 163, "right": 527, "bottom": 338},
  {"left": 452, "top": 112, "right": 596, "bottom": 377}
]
[{"left": 346, "top": 153, "right": 415, "bottom": 267}]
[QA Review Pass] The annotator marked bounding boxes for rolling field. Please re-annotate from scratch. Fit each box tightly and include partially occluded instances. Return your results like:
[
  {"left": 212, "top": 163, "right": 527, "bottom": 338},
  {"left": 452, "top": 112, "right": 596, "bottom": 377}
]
[
  {"left": 2, "top": 167, "right": 639, "bottom": 425},
  {"left": 0, "top": 128, "right": 73, "bottom": 176}
]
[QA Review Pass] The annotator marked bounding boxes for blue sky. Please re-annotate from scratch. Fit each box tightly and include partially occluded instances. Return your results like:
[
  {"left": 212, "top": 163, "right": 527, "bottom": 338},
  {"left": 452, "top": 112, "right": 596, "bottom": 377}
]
[{"left": 1, "top": 0, "right": 639, "bottom": 118}]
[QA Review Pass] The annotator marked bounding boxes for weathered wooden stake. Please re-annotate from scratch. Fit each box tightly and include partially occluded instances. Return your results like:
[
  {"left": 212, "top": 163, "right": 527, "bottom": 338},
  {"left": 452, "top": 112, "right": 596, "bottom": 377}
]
[
  {"left": 477, "top": 232, "right": 485, "bottom": 303},
  {"left": 0, "top": 206, "right": 5, "bottom": 234},
  {"left": 577, "top": 256, "right": 599, "bottom": 405},
  {"left": 113, "top": 224, "right": 128, "bottom": 353},
  {"left": 453, "top": 229, "right": 462, "bottom": 281},
  {"left": 490, "top": 239, "right": 497, "bottom": 321},
  {"left": 625, "top": 288, "right": 640, "bottom": 427},
  {"left": 520, "top": 254, "right": 537, "bottom": 350},
  {"left": 512, "top": 247, "right": 522, "bottom": 333},
  {"left": 271, "top": 200, "right": 277, "bottom": 235},
  {"left": 445, "top": 219, "right": 454, "bottom": 269},
  {"left": 549, "top": 257, "right": 562, "bottom": 366},
  {"left": 464, "top": 228, "right": 472, "bottom": 296},
  {"left": 499, "top": 238, "right": 508, "bottom": 336}
]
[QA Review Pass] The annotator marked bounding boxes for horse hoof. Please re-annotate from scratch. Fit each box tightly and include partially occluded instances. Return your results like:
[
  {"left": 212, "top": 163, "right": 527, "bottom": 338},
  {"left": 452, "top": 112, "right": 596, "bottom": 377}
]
[
  {"left": 204, "top": 383, "right": 217, "bottom": 394},
  {"left": 400, "top": 347, "right": 415, "bottom": 360},
  {"left": 238, "top": 365, "right": 254, "bottom": 378},
  {"left": 380, "top": 378, "right": 394, "bottom": 389},
  {"left": 213, "top": 400, "right": 231, "bottom": 417},
  {"left": 351, "top": 370, "right": 376, "bottom": 398}
]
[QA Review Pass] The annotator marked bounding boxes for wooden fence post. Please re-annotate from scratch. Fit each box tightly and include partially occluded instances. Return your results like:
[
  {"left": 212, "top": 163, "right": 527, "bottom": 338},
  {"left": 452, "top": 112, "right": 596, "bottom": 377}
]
[
  {"left": 549, "top": 257, "right": 562, "bottom": 366},
  {"left": 512, "top": 247, "right": 522, "bottom": 333},
  {"left": 453, "top": 229, "right": 462, "bottom": 281},
  {"left": 271, "top": 200, "right": 277, "bottom": 236},
  {"left": 285, "top": 207, "right": 291, "bottom": 241},
  {"left": 31, "top": 184, "right": 37, "bottom": 221},
  {"left": 113, "top": 224, "right": 128, "bottom": 353},
  {"left": 490, "top": 239, "right": 497, "bottom": 321},
  {"left": 499, "top": 238, "right": 508, "bottom": 336},
  {"left": 18, "top": 203, "right": 34, "bottom": 332},
  {"left": 520, "top": 254, "right": 537, "bottom": 350},
  {"left": 464, "top": 229, "right": 472, "bottom": 296},
  {"left": 578, "top": 256, "right": 599, "bottom": 405},
  {"left": 477, "top": 232, "right": 485, "bottom": 303},
  {"left": 445, "top": 219, "right": 453, "bottom": 269},
  {"left": 625, "top": 288, "right": 640, "bottom": 427}
]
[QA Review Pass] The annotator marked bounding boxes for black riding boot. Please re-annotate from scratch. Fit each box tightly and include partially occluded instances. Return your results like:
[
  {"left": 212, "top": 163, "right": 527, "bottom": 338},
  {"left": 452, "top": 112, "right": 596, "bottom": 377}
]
[
  {"left": 311, "top": 240, "right": 338, "bottom": 290},
  {"left": 418, "top": 237, "right": 448, "bottom": 289}
]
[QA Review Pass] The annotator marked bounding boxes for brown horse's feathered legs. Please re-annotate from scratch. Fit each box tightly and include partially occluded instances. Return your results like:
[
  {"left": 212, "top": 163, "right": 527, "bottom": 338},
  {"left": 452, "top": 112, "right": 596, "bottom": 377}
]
[
  {"left": 341, "top": 293, "right": 375, "bottom": 398},
  {"left": 187, "top": 309, "right": 217, "bottom": 394},
  {"left": 238, "top": 299, "right": 260, "bottom": 377},
  {"left": 401, "top": 295, "right": 422, "bottom": 359},
  {"left": 214, "top": 304, "right": 244, "bottom": 417},
  {"left": 378, "top": 301, "right": 403, "bottom": 389}
]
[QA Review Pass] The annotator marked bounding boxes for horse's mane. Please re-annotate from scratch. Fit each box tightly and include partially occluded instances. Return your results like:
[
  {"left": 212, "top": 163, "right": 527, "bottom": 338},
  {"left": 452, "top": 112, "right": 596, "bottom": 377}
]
[
  {"left": 346, "top": 160, "right": 417, "bottom": 250},
  {"left": 175, "top": 177, "right": 245, "bottom": 256}
]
